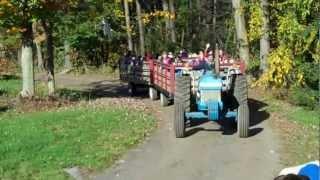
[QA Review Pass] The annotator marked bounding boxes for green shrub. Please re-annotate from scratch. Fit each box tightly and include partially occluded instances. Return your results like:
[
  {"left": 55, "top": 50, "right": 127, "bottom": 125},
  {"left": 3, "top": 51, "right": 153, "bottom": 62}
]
[
  {"left": 298, "top": 62, "right": 319, "bottom": 90},
  {"left": 107, "top": 52, "right": 120, "bottom": 70},
  {"left": 247, "top": 57, "right": 260, "bottom": 77},
  {"left": 288, "top": 86, "right": 319, "bottom": 110}
]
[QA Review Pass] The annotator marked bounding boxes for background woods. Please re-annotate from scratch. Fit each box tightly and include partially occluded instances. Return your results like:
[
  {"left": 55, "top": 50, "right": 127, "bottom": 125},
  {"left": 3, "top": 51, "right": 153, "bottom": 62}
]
[{"left": 0, "top": 0, "right": 319, "bottom": 108}]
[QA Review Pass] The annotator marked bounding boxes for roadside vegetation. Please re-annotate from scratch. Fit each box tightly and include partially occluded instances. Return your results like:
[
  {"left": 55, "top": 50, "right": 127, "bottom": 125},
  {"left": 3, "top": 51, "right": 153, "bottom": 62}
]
[{"left": 253, "top": 89, "right": 319, "bottom": 166}]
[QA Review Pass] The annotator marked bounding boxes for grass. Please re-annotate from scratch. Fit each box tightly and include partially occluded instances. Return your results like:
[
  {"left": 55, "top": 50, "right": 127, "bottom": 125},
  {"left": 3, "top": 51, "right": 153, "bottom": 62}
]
[
  {"left": 258, "top": 92, "right": 319, "bottom": 165},
  {"left": 0, "top": 77, "right": 21, "bottom": 97},
  {"left": 287, "top": 107, "right": 320, "bottom": 127},
  {"left": 0, "top": 106, "right": 155, "bottom": 179},
  {"left": 263, "top": 95, "right": 320, "bottom": 128},
  {"left": 0, "top": 77, "right": 47, "bottom": 98}
]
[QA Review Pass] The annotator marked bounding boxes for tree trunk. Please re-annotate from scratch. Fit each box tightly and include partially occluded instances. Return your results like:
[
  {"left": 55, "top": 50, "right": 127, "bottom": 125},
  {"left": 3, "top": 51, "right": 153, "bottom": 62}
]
[
  {"left": 42, "top": 20, "right": 55, "bottom": 96},
  {"left": 0, "top": 42, "right": 4, "bottom": 58},
  {"left": 196, "top": 0, "right": 202, "bottom": 26},
  {"left": 18, "top": 48, "right": 22, "bottom": 65},
  {"left": 136, "top": 0, "right": 145, "bottom": 56},
  {"left": 168, "top": 0, "right": 176, "bottom": 43},
  {"left": 232, "top": 0, "right": 250, "bottom": 66},
  {"left": 35, "top": 42, "right": 44, "bottom": 71},
  {"left": 212, "top": 0, "right": 217, "bottom": 51},
  {"left": 124, "top": 0, "right": 133, "bottom": 51},
  {"left": 162, "top": 0, "right": 170, "bottom": 41},
  {"left": 180, "top": 29, "right": 185, "bottom": 47},
  {"left": 32, "top": 21, "right": 44, "bottom": 71},
  {"left": 259, "top": 0, "right": 270, "bottom": 72},
  {"left": 20, "top": 22, "right": 35, "bottom": 97},
  {"left": 64, "top": 40, "right": 72, "bottom": 70}
]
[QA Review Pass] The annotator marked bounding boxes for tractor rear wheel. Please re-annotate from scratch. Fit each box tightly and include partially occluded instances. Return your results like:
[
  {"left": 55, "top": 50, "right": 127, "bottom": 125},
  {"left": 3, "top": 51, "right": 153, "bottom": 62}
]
[
  {"left": 234, "top": 75, "right": 249, "bottom": 138},
  {"left": 160, "top": 93, "right": 169, "bottom": 107},
  {"left": 149, "top": 87, "right": 158, "bottom": 100},
  {"left": 174, "top": 75, "right": 191, "bottom": 138}
]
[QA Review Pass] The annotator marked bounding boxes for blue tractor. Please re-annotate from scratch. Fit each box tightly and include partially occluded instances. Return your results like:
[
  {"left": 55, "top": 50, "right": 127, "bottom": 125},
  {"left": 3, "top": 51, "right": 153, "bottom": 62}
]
[{"left": 174, "top": 65, "right": 249, "bottom": 138}]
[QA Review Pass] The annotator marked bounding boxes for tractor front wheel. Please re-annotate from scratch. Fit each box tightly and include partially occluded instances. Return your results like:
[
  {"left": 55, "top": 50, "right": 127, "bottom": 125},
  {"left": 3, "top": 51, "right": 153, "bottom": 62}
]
[
  {"left": 237, "top": 103, "right": 249, "bottom": 138},
  {"left": 174, "top": 101, "right": 186, "bottom": 138},
  {"left": 234, "top": 75, "right": 249, "bottom": 138}
]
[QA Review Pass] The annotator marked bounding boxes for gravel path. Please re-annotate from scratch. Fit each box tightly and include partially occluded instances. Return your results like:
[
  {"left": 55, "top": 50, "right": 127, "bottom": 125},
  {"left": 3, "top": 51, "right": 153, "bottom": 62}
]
[{"left": 55, "top": 74, "right": 282, "bottom": 180}]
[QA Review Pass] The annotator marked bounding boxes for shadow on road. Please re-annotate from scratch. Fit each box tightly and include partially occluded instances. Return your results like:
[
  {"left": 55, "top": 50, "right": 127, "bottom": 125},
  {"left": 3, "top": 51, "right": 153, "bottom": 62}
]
[
  {"left": 185, "top": 98, "right": 270, "bottom": 138},
  {"left": 56, "top": 80, "right": 149, "bottom": 101}
]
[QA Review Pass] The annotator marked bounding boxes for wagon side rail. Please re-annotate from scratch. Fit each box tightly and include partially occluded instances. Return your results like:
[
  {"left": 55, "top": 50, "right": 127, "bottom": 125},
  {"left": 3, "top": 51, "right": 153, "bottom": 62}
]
[{"left": 148, "top": 58, "right": 175, "bottom": 97}]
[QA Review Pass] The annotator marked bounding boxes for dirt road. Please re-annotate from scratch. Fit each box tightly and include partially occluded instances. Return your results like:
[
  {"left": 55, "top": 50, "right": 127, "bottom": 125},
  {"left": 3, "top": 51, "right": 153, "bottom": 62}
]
[{"left": 54, "top": 74, "right": 283, "bottom": 180}]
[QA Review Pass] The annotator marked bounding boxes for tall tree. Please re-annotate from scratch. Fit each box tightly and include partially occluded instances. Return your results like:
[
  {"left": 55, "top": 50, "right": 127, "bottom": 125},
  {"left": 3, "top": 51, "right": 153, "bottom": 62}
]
[
  {"left": 41, "top": 20, "right": 55, "bottom": 96},
  {"left": 20, "top": 22, "right": 35, "bottom": 97},
  {"left": 124, "top": 0, "right": 133, "bottom": 51},
  {"left": 0, "top": 0, "right": 36, "bottom": 97},
  {"left": 168, "top": 0, "right": 176, "bottom": 43},
  {"left": 162, "top": 0, "right": 170, "bottom": 41},
  {"left": 64, "top": 40, "right": 72, "bottom": 70},
  {"left": 212, "top": 0, "right": 217, "bottom": 51},
  {"left": 232, "top": 0, "right": 250, "bottom": 65},
  {"left": 33, "top": 21, "right": 45, "bottom": 71},
  {"left": 136, "top": 0, "right": 145, "bottom": 56},
  {"left": 259, "top": 0, "right": 270, "bottom": 72}
]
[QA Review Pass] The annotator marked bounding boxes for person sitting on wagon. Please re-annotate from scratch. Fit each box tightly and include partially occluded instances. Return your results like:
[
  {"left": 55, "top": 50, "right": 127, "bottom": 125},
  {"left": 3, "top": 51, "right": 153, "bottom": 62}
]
[
  {"left": 162, "top": 51, "right": 172, "bottom": 65},
  {"left": 181, "top": 49, "right": 188, "bottom": 58}
]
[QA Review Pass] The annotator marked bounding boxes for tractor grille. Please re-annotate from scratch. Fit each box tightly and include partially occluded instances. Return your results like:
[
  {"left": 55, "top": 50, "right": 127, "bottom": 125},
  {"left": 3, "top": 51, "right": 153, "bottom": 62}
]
[{"left": 201, "top": 91, "right": 221, "bottom": 102}]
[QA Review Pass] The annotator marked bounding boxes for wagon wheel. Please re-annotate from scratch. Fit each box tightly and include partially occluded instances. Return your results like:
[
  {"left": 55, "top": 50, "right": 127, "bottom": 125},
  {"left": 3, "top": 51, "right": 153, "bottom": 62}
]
[
  {"left": 128, "top": 82, "right": 136, "bottom": 97},
  {"left": 149, "top": 87, "right": 158, "bottom": 100},
  {"left": 160, "top": 93, "right": 169, "bottom": 107}
]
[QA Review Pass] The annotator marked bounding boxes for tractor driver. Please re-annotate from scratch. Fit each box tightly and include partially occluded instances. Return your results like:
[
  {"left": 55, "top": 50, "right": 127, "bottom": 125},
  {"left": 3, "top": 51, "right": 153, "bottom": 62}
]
[{"left": 190, "top": 51, "right": 211, "bottom": 71}]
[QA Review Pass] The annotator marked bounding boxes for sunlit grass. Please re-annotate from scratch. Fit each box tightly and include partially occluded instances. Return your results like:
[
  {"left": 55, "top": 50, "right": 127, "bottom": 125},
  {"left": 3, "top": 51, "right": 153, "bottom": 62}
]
[
  {"left": 0, "top": 106, "right": 155, "bottom": 179},
  {"left": 261, "top": 93, "right": 319, "bottom": 165}
]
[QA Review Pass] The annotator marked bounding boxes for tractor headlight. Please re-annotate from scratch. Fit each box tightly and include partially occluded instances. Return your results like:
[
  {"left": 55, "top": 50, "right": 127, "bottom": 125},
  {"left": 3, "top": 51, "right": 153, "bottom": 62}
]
[{"left": 196, "top": 91, "right": 201, "bottom": 100}]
